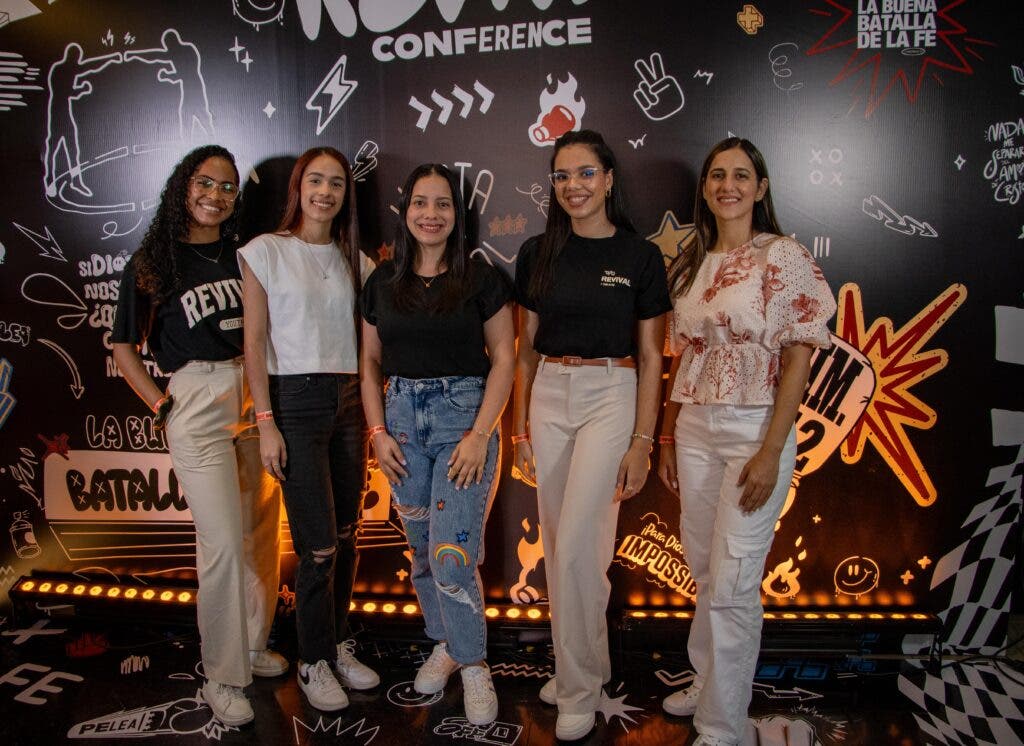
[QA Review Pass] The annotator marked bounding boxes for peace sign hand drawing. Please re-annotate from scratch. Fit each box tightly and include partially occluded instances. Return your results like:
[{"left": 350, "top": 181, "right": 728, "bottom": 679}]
[{"left": 633, "top": 52, "right": 684, "bottom": 121}]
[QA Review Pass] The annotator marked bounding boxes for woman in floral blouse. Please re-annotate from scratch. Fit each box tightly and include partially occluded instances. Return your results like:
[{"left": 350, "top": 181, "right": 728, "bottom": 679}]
[{"left": 657, "top": 138, "right": 836, "bottom": 746}]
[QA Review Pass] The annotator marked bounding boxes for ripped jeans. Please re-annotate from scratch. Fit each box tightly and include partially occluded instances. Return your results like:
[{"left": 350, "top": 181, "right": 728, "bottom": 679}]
[
  {"left": 385, "top": 376, "right": 499, "bottom": 665},
  {"left": 270, "top": 373, "right": 365, "bottom": 665}
]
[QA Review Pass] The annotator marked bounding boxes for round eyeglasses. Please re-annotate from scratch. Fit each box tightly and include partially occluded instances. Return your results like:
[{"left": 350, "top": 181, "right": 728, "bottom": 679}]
[
  {"left": 190, "top": 175, "right": 239, "bottom": 201},
  {"left": 548, "top": 167, "right": 607, "bottom": 186}
]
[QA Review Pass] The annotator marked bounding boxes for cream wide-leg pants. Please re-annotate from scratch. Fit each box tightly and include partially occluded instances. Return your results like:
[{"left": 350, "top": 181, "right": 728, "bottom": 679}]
[
  {"left": 165, "top": 359, "right": 282, "bottom": 687},
  {"left": 674, "top": 404, "right": 795, "bottom": 744},
  {"left": 530, "top": 360, "right": 637, "bottom": 715}
]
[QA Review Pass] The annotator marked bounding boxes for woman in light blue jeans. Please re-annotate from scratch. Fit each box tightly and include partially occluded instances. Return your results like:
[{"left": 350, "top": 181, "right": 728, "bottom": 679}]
[{"left": 360, "top": 163, "right": 515, "bottom": 726}]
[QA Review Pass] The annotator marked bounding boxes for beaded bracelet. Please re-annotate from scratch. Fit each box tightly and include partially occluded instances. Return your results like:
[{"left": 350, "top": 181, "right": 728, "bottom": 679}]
[
  {"left": 631, "top": 432, "right": 655, "bottom": 443},
  {"left": 255, "top": 410, "right": 274, "bottom": 422},
  {"left": 510, "top": 433, "right": 530, "bottom": 444},
  {"left": 367, "top": 425, "right": 387, "bottom": 438},
  {"left": 658, "top": 434, "right": 675, "bottom": 445}
]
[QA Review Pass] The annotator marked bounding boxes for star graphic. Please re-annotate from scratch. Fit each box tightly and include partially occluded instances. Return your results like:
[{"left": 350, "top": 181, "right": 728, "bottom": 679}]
[
  {"left": 241, "top": 52, "right": 253, "bottom": 72},
  {"left": 229, "top": 37, "right": 244, "bottom": 62},
  {"left": 917, "top": 555, "right": 932, "bottom": 569},
  {"left": 436, "top": 500, "right": 445, "bottom": 511},
  {"left": 812, "top": 514, "right": 822, "bottom": 524},
  {"left": 646, "top": 210, "right": 695, "bottom": 267},
  {"left": 900, "top": 570, "right": 915, "bottom": 585},
  {"left": 837, "top": 282, "right": 966, "bottom": 506},
  {"left": 396, "top": 569, "right": 408, "bottom": 582},
  {"left": 263, "top": 101, "right": 276, "bottom": 118},
  {"left": 456, "top": 530, "right": 469, "bottom": 543}
]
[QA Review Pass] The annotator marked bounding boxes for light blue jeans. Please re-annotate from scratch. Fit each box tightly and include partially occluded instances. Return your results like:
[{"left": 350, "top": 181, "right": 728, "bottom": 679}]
[{"left": 385, "top": 376, "right": 500, "bottom": 665}]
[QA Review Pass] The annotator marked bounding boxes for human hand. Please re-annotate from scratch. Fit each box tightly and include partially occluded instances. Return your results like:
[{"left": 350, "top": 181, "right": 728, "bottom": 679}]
[
  {"left": 373, "top": 432, "right": 408, "bottom": 485},
  {"left": 259, "top": 422, "right": 288, "bottom": 481},
  {"left": 447, "top": 433, "right": 489, "bottom": 489},
  {"left": 657, "top": 442, "right": 678, "bottom": 493},
  {"left": 511, "top": 441, "right": 536, "bottom": 487},
  {"left": 737, "top": 447, "right": 780, "bottom": 513},
  {"left": 614, "top": 441, "right": 651, "bottom": 502}
]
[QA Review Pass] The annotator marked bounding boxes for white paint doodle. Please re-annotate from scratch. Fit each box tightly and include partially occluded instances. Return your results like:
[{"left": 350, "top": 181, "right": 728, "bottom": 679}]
[
  {"left": 633, "top": 52, "right": 684, "bottom": 121},
  {"left": 693, "top": 69, "right": 713, "bottom": 85},
  {"left": 307, "top": 54, "right": 358, "bottom": 135},
  {"left": 751, "top": 681, "right": 825, "bottom": 705},
  {"left": 120, "top": 655, "right": 150, "bottom": 675},
  {"left": 262, "top": 100, "right": 276, "bottom": 118},
  {"left": 768, "top": 43, "right": 805, "bottom": 92},
  {"left": 100, "top": 217, "right": 145, "bottom": 241},
  {"left": 0, "top": 663, "right": 83, "bottom": 705},
  {"left": 12, "top": 222, "right": 66, "bottom": 262},
  {"left": 292, "top": 715, "right": 379, "bottom": 744},
  {"left": 9, "top": 447, "right": 40, "bottom": 508},
  {"left": 954, "top": 154, "right": 966, "bottom": 170},
  {"left": 0, "top": 50, "right": 43, "bottom": 113},
  {"left": 488, "top": 662, "right": 549, "bottom": 680},
  {"left": 2, "top": 619, "right": 67, "bottom": 645},
  {"left": 43, "top": 44, "right": 122, "bottom": 200},
  {"left": 655, "top": 667, "right": 698, "bottom": 688},
  {"left": 10, "top": 511, "right": 40, "bottom": 559},
  {"left": 0, "top": 358, "right": 14, "bottom": 429},
  {"left": 68, "top": 688, "right": 237, "bottom": 738},
  {"left": 596, "top": 688, "right": 645, "bottom": 732},
  {"left": 469, "top": 242, "right": 516, "bottom": 268},
  {"left": 433, "top": 716, "right": 523, "bottom": 743},
  {"left": 984, "top": 117, "right": 1024, "bottom": 205},
  {"left": 351, "top": 140, "right": 379, "bottom": 182},
  {"left": 529, "top": 73, "right": 584, "bottom": 147},
  {"left": 515, "top": 183, "right": 549, "bottom": 217},
  {"left": 39, "top": 338, "right": 84, "bottom": 399},
  {"left": 0, "top": 321, "right": 30, "bottom": 346},
  {"left": 86, "top": 413, "right": 167, "bottom": 451},
  {"left": 628, "top": 134, "right": 646, "bottom": 149},
  {"left": 862, "top": 194, "right": 938, "bottom": 237},
  {"left": 387, "top": 680, "right": 443, "bottom": 707},
  {"left": 124, "top": 30, "right": 214, "bottom": 141},
  {"left": 811, "top": 235, "right": 831, "bottom": 258},
  {"left": 231, "top": 0, "right": 287, "bottom": 30},
  {"left": 409, "top": 80, "right": 493, "bottom": 132},
  {"left": 228, "top": 36, "right": 252, "bottom": 72},
  {"left": 808, "top": 147, "right": 843, "bottom": 187},
  {"left": 20, "top": 273, "right": 88, "bottom": 330},
  {"left": 1012, "top": 63, "right": 1024, "bottom": 94}
]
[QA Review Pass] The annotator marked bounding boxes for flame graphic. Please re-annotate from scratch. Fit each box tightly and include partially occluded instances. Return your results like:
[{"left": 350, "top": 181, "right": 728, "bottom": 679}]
[{"left": 836, "top": 283, "right": 966, "bottom": 506}]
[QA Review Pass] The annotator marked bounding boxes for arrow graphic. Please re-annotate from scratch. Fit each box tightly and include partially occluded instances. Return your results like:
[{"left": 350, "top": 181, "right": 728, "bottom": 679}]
[{"left": 39, "top": 338, "right": 84, "bottom": 399}]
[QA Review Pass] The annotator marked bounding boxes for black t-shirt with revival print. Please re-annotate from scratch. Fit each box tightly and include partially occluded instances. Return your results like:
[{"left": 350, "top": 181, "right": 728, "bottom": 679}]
[
  {"left": 111, "top": 240, "right": 245, "bottom": 373},
  {"left": 361, "top": 258, "right": 513, "bottom": 378},
  {"left": 515, "top": 230, "right": 671, "bottom": 359}
]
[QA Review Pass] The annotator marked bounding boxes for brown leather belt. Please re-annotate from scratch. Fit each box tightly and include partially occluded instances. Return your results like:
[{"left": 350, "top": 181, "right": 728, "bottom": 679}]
[{"left": 542, "top": 355, "right": 636, "bottom": 368}]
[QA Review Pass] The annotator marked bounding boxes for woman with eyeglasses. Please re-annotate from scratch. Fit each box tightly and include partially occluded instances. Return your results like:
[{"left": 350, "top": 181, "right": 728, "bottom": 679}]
[
  {"left": 360, "top": 163, "right": 514, "bottom": 726},
  {"left": 657, "top": 138, "right": 835, "bottom": 746},
  {"left": 111, "top": 145, "right": 283, "bottom": 727},
  {"left": 512, "top": 129, "right": 670, "bottom": 741},
  {"left": 239, "top": 147, "right": 379, "bottom": 713}
]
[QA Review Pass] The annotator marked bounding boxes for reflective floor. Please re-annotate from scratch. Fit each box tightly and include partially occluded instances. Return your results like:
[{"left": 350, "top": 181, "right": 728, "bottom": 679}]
[{"left": 1, "top": 610, "right": 1021, "bottom": 745}]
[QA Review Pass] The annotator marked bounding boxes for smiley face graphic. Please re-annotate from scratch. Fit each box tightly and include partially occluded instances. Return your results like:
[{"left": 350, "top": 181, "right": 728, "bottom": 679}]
[
  {"left": 834, "top": 555, "right": 880, "bottom": 597},
  {"left": 386, "top": 681, "right": 442, "bottom": 708}
]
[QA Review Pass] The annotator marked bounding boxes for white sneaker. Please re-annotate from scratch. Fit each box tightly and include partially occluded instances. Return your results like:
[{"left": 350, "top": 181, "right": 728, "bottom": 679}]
[
  {"left": 297, "top": 659, "right": 348, "bottom": 711},
  {"left": 202, "top": 680, "right": 254, "bottom": 726},
  {"left": 662, "top": 683, "right": 702, "bottom": 716},
  {"left": 335, "top": 639, "right": 380, "bottom": 689},
  {"left": 555, "top": 712, "right": 595, "bottom": 741},
  {"left": 539, "top": 676, "right": 557, "bottom": 704},
  {"left": 413, "top": 642, "right": 460, "bottom": 694},
  {"left": 460, "top": 665, "right": 498, "bottom": 726},
  {"left": 250, "top": 648, "right": 288, "bottom": 677},
  {"left": 693, "top": 735, "right": 733, "bottom": 746}
]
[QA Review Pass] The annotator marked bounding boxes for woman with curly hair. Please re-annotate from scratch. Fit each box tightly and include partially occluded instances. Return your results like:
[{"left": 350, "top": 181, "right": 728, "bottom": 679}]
[
  {"left": 111, "top": 145, "right": 285, "bottom": 726},
  {"left": 658, "top": 138, "right": 836, "bottom": 746},
  {"left": 240, "top": 147, "right": 379, "bottom": 713}
]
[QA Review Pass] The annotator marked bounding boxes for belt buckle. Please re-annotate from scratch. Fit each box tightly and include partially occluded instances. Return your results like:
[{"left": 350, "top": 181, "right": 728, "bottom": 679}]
[{"left": 562, "top": 355, "right": 582, "bottom": 366}]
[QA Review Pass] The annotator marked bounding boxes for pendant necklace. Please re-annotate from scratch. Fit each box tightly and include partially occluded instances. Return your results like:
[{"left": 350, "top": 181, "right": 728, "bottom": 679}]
[
  {"left": 191, "top": 241, "right": 223, "bottom": 264},
  {"left": 418, "top": 274, "right": 439, "bottom": 288},
  {"left": 301, "top": 239, "right": 336, "bottom": 279}
]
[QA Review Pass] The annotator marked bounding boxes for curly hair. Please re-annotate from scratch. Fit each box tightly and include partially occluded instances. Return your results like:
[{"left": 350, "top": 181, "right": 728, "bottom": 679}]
[{"left": 133, "top": 145, "right": 241, "bottom": 303}]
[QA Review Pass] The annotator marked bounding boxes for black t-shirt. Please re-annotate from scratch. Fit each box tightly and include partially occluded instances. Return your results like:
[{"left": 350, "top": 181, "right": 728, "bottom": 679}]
[
  {"left": 111, "top": 240, "right": 245, "bottom": 373},
  {"left": 514, "top": 230, "right": 671, "bottom": 358},
  {"left": 360, "top": 258, "right": 512, "bottom": 378}
]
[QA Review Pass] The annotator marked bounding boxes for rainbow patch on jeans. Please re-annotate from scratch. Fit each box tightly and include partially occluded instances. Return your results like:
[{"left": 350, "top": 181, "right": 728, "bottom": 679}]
[{"left": 434, "top": 543, "right": 470, "bottom": 566}]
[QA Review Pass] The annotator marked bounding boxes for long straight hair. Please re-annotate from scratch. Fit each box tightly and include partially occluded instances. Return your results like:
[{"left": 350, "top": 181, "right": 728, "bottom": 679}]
[
  {"left": 667, "top": 137, "right": 782, "bottom": 298},
  {"left": 276, "top": 146, "right": 363, "bottom": 289},
  {"left": 526, "top": 129, "right": 635, "bottom": 301},
  {"left": 389, "top": 163, "right": 472, "bottom": 314}
]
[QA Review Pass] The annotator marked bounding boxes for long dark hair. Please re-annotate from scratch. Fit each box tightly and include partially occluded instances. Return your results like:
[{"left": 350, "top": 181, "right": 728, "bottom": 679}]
[
  {"left": 277, "top": 147, "right": 363, "bottom": 289},
  {"left": 526, "top": 129, "right": 634, "bottom": 301},
  {"left": 389, "top": 163, "right": 471, "bottom": 314},
  {"left": 133, "top": 145, "right": 240, "bottom": 303},
  {"left": 667, "top": 137, "right": 782, "bottom": 298}
]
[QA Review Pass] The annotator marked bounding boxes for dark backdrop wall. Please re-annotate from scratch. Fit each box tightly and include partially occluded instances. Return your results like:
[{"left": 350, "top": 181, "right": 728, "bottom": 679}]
[{"left": 0, "top": 0, "right": 1021, "bottom": 652}]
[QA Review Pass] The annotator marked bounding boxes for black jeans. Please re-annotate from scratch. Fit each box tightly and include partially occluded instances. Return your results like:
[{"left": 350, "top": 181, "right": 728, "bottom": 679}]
[{"left": 270, "top": 373, "right": 365, "bottom": 664}]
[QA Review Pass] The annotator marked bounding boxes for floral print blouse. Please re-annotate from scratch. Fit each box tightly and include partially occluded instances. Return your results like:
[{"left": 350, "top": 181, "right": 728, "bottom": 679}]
[{"left": 668, "top": 233, "right": 836, "bottom": 405}]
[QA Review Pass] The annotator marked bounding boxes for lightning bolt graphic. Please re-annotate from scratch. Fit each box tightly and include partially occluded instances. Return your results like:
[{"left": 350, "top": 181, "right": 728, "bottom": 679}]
[
  {"left": 837, "top": 282, "right": 967, "bottom": 506},
  {"left": 306, "top": 54, "right": 358, "bottom": 135},
  {"left": 12, "top": 223, "right": 66, "bottom": 262}
]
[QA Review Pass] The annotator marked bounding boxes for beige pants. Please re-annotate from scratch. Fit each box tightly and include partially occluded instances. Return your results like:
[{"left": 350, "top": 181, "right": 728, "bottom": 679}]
[
  {"left": 530, "top": 360, "right": 637, "bottom": 714},
  {"left": 165, "top": 359, "right": 281, "bottom": 687}
]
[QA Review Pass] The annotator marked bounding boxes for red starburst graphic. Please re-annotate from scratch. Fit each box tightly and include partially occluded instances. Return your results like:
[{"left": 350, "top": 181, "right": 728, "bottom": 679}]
[
  {"left": 807, "top": 0, "right": 995, "bottom": 117},
  {"left": 836, "top": 283, "right": 966, "bottom": 506}
]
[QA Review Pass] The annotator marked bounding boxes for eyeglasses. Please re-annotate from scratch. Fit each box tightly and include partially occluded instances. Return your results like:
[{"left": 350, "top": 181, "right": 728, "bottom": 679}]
[
  {"left": 190, "top": 175, "right": 239, "bottom": 201},
  {"left": 548, "top": 167, "right": 607, "bottom": 186}
]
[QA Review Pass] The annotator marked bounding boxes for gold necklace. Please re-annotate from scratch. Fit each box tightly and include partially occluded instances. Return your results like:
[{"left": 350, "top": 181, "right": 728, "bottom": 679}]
[
  {"left": 190, "top": 241, "right": 223, "bottom": 264},
  {"left": 418, "top": 274, "right": 439, "bottom": 288}
]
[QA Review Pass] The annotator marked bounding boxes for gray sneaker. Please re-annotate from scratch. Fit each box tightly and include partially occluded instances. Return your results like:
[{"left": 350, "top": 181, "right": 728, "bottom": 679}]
[
  {"left": 460, "top": 665, "right": 498, "bottom": 726},
  {"left": 413, "top": 642, "right": 460, "bottom": 694}
]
